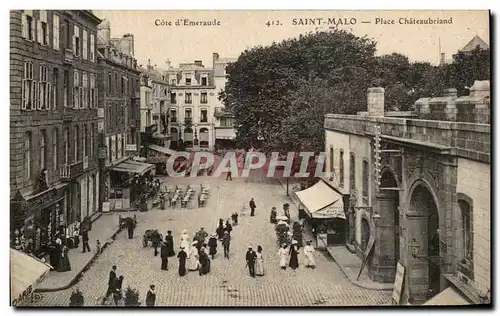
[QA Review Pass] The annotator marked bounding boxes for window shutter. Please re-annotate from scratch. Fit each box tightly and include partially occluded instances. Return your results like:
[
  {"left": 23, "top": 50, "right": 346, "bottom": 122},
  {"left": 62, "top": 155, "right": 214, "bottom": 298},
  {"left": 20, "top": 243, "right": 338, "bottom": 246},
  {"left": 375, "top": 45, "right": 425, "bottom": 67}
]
[
  {"left": 95, "top": 89, "right": 98, "bottom": 109},
  {"left": 37, "top": 81, "right": 42, "bottom": 110},
  {"left": 21, "top": 79, "right": 27, "bottom": 110},
  {"left": 72, "top": 32, "right": 76, "bottom": 53},
  {"left": 46, "top": 82, "right": 51, "bottom": 110},
  {"left": 21, "top": 14, "right": 27, "bottom": 38},
  {"left": 36, "top": 20, "right": 41, "bottom": 43},
  {"left": 32, "top": 81, "right": 38, "bottom": 110},
  {"left": 79, "top": 87, "right": 84, "bottom": 109}
]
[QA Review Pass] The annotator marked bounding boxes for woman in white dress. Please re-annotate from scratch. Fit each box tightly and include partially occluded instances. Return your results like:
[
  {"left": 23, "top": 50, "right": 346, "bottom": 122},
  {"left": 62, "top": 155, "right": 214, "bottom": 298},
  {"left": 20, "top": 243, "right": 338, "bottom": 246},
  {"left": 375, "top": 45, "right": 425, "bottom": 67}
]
[
  {"left": 255, "top": 245, "right": 264, "bottom": 276},
  {"left": 303, "top": 240, "right": 316, "bottom": 268},
  {"left": 180, "top": 229, "right": 190, "bottom": 250},
  {"left": 187, "top": 241, "right": 200, "bottom": 271},
  {"left": 277, "top": 243, "right": 288, "bottom": 270}
]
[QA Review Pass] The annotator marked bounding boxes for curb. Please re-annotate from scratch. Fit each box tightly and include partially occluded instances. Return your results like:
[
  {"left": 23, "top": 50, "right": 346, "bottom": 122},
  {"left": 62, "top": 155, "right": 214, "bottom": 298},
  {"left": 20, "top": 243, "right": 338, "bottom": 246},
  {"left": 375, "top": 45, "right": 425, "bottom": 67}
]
[{"left": 35, "top": 225, "right": 124, "bottom": 293}]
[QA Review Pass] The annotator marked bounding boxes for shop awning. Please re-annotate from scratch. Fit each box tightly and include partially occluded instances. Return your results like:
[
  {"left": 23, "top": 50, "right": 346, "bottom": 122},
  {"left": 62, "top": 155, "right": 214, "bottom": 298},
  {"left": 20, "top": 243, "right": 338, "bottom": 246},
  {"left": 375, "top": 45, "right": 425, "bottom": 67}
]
[
  {"left": 110, "top": 160, "right": 155, "bottom": 175},
  {"left": 149, "top": 144, "right": 177, "bottom": 156},
  {"left": 423, "top": 286, "right": 471, "bottom": 306},
  {"left": 295, "top": 180, "right": 345, "bottom": 219},
  {"left": 10, "top": 248, "right": 52, "bottom": 305}
]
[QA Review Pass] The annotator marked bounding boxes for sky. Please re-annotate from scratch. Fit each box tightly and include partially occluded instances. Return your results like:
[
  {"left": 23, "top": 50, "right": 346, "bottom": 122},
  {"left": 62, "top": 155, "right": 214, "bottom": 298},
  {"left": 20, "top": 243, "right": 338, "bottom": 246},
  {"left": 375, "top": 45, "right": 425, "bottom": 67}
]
[{"left": 93, "top": 10, "right": 489, "bottom": 69}]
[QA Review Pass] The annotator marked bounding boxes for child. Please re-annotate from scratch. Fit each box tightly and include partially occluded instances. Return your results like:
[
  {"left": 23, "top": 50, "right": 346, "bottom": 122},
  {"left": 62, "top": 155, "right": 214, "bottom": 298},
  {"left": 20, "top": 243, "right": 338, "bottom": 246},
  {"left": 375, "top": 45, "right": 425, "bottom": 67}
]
[{"left": 96, "top": 240, "right": 101, "bottom": 254}]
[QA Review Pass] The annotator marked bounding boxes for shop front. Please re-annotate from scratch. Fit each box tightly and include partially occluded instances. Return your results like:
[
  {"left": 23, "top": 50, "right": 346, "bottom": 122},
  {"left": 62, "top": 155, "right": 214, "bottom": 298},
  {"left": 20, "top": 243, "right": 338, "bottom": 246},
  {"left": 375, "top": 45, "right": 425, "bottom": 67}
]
[
  {"left": 295, "top": 179, "right": 347, "bottom": 248},
  {"left": 148, "top": 144, "right": 177, "bottom": 175},
  {"left": 10, "top": 185, "right": 67, "bottom": 260}
]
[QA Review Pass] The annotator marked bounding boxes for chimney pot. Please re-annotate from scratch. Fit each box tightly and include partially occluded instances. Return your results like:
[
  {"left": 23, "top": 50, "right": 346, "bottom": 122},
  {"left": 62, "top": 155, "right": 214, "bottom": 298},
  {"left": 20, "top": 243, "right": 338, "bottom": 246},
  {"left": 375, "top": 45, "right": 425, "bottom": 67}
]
[{"left": 367, "top": 87, "right": 385, "bottom": 117}]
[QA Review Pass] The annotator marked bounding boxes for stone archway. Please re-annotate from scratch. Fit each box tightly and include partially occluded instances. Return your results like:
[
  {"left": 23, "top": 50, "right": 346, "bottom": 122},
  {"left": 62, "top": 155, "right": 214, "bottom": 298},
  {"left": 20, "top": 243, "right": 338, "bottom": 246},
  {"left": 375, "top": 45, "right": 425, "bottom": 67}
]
[
  {"left": 375, "top": 168, "right": 401, "bottom": 282},
  {"left": 361, "top": 217, "right": 370, "bottom": 251},
  {"left": 408, "top": 182, "right": 440, "bottom": 302}
]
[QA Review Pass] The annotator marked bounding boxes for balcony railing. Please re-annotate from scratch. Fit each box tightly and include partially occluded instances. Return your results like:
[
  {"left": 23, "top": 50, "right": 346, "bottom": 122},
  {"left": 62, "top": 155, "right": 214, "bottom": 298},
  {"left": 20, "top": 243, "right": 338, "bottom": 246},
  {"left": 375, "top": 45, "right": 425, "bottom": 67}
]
[{"left": 60, "top": 160, "right": 84, "bottom": 181}]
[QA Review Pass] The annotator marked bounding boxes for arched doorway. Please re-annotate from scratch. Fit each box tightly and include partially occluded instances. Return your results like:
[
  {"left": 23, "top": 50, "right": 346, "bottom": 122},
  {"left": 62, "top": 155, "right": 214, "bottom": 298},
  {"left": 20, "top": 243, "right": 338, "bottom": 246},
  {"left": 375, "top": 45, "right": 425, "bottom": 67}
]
[
  {"left": 199, "top": 128, "right": 209, "bottom": 148},
  {"left": 409, "top": 183, "right": 440, "bottom": 301},
  {"left": 361, "top": 218, "right": 370, "bottom": 251},
  {"left": 378, "top": 168, "right": 400, "bottom": 280},
  {"left": 170, "top": 128, "right": 178, "bottom": 148},
  {"left": 184, "top": 128, "right": 193, "bottom": 148}
]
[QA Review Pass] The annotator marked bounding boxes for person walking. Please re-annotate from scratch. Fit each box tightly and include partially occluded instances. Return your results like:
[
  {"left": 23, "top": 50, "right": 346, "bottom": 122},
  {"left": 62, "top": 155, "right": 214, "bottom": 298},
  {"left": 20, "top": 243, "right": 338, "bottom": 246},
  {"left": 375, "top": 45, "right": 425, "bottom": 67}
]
[
  {"left": 180, "top": 229, "right": 190, "bottom": 250},
  {"left": 188, "top": 241, "right": 200, "bottom": 271},
  {"left": 160, "top": 241, "right": 169, "bottom": 270},
  {"left": 177, "top": 246, "right": 188, "bottom": 277},
  {"left": 255, "top": 245, "right": 265, "bottom": 276},
  {"left": 127, "top": 219, "right": 135, "bottom": 239},
  {"left": 82, "top": 230, "right": 91, "bottom": 253},
  {"left": 249, "top": 198, "right": 256, "bottom": 217},
  {"left": 216, "top": 219, "right": 225, "bottom": 240},
  {"left": 208, "top": 233, "right": 218, "bottom": 259},
  {"left": 270, "top": 207, "right": 277, "bottom": 224},
  {"left": 198, "top": 247, "right": 211, "bottom": 276},
  {"left": 152, "top": 231, "right": 161, "bottom": 257},
  {"left": 113, "top": 275, "right": 124, "bottom": 305},
  {"left": 57, "top": 244, "right": 71, "bottom": 272},
  {"left": 145, "top": 285, "right": 156, "bottom": 307},
  {"left": 224, "top": 220, "right": 233, "bottom": 235},
  {"left": 222, "top": 231, "right": 231, "bottom": 259},
  {"left": 196, "top": 227, "right": 208, "bottom": 248},
  {"left": 304, "top": 240, "right": 316, "bottom": 269},
  {"left": 165, "top": 231, "right": 176, "bottom": 257},
  {"left": 226, "top": 171, "right": 232, "bottom": 181},
  {"left": 277, "top": 244, "right": 288, "bottom": 270},
  {"left": 245, "top": 246, "right": 257, "bottom": 277},
  {"left": 106, "top": 265, "right": 117, "bottom": 298},
  {"left": 289, "top": 240, "right": 299, "bottom": 270}
]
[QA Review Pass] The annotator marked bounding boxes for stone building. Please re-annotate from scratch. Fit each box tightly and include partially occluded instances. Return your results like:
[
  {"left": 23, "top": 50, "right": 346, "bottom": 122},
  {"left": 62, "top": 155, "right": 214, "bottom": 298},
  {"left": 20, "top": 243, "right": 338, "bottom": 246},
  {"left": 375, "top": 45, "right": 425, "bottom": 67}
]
[
  {"left": 165, "top": 60, "right": 217, "bottom": 150},
  {"left": 323, "top": 81, "right": 490, "bottom": 305},
  {"left": 96, "top": 20, "right": 143, "bottom": 211},
  {"left": 10, "top": 10, "right": 101, "bottom": 256},
  {"left": 212, "top": 52, "right": 237, "bottom": 148}
]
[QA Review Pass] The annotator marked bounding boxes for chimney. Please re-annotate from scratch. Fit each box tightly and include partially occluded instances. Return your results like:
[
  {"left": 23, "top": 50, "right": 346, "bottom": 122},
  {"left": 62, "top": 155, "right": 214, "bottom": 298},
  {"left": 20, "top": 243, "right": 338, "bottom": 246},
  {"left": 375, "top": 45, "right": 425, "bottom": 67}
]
[
  {"left": 97, "top": 20, "right": 111, "bottom": 44},
  {"left": 367, "top": 87, "right": 385, "bottom": 117},
  {"left": 440, "top": 53, "right": 446, "bottom": 65},
  {"left": 194, "top": 60, "right": 203, "bottom": 67}
]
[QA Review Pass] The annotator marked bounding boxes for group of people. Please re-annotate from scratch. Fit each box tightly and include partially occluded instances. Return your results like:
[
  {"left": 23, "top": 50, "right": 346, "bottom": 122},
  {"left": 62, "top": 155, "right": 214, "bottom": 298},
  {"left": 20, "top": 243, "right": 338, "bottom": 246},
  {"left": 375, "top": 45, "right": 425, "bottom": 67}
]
[
  {"left": 277, "top": 240, "right": 316, "bottom": 270},
  {"left": 105, "top": 265, "right": 125, "bottom": 305},
  {"left": 48, "top": 238, "right": 72, "bottom": 272}
]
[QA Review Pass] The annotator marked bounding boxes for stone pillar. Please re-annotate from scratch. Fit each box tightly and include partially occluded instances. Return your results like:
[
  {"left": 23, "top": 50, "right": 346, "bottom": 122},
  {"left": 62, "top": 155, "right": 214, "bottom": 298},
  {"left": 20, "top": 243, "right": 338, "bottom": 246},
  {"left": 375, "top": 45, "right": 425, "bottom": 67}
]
[
  {"left": 415, "top": 98, "right": 431, "bottom": 119},
  {"left": 367, "top": 87, "right": 385, "bottom": 117},
  {"left": 443, "top": 88, "right": 458, "bottom": 121},
  {"left": 429, "top": 88, "right": 457, "bottom": 121}
]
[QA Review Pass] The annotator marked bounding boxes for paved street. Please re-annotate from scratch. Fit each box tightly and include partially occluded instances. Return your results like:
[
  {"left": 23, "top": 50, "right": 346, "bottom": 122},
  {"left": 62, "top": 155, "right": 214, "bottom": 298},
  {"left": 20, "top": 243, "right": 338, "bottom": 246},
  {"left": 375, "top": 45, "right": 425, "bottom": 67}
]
[{"left": 23, "top": 171, "right": 391, "bottom": 307}]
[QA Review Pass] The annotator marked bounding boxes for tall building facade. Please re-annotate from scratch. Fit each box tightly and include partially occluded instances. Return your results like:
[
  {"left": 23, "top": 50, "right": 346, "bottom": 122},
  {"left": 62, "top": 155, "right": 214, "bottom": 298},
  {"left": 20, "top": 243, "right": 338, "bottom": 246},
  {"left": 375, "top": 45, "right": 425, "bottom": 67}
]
[
  {"left": 212, "top": 52, "right": 237, "bottom": 148},
  {"left": 96, "top": 20, "right": 141, "bottom": 211},
  {"left": 10, "top": 10, "right": 101, "bottom": 256},
  {"left": 165, "top": 60, "right": 216, "bottom": 150}
]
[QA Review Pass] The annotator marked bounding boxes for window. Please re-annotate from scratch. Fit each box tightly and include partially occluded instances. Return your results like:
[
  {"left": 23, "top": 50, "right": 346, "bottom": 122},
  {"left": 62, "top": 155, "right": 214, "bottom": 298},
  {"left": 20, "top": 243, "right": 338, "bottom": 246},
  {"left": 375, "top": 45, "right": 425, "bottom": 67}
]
[
  {"left": 201, "top": 92, "right": 207, "bottom": 104},
  {"left": 24, "top": 132, "right": 31, "bottom": 179},
  {"left": 21, "top": 10, "right": 34, "bottom": 41},
  {"left": 349, "top": 153, "right": 356, "bottom": 191},
  {"left": 185, "top": 78, "right": 191, "bottom": 85},
  {"left": 38, "top": 65, "right": 51, "bottom": 110},
  {"left": 63, "top": 70, "right": 69, "bottom": 107},
  {"left": 362, "top": 160, "right": 369, "bottom": 199},
  {"left": 220, "top": 117, "right": 234, "bottom": 127},
  {"left": 53, "top": 68, "right": 58, "bottom": 109},
  {"left": 90, "top": 74, "right": 97, "bottom": 108},
  {"left": 65, "top": 20, "right": 71, "bottom": 49},
  {"left": 21, "top": 62, "right": 34, "bottom": 110},
  {"left": 121, "top": 76, "right": 125, "bottom": 94},
  {"left": 200, "top": 109, "right": 208, "bottom": 122},
  {"left": 114, "top": 73, "right": 118, "bottom": 93},
  {"left": 329, "top": 147, "right": 334, "bottom": 175},
  {"left": 52, "top": 128, "right": 58, "bottom": 170},
  {"left": 90, "top": 34, "right": 95, "bottom": 61},
  {"left": 82, "top": 125, "right": 87, "bottom": 158},
  {"left": 201, "top": 77, "right": 208, "bottom": 86},
  {"left": 74, "top": 125, "right": 79, "bottom": 162},
  {"left": 81, "top": 72, "right": 88, "bottom": 108},
  {"left": 339, "top": 150, "right": 344, "bottom": 187},
  {"left": 460, "top": 199, "right": 473, "bottom": 263},
  {"left": 40, "top": 130, "right": 47, "bottom": 169},
  {"left": 108, "top": 72, "right": 112, "bottom": 95},
  {"left": 170, "top": 109, "right": 177, "bottom": 122},
  {"left": 52, "top": 14, "right": 60, "bottom": 50},
  {"left": 73, "top": 25, "right": 80, "bottom": 56},
  {"left": 170, "top": 79, "right": 176, "bottom": 85},
  {"left": 170, "top": 92, "right": 176, "bottom": 104},
  {"left": 185, "top": 108, "right": 192, "bottom": 118},
  {"left": 185, "top": 93, "right": 192, "bottom": 104},
  {"left": 82, "top": 29, "right": 88, "bottom": 60},
  {"left": 63, "top": 128, "right": 69, "bottom": 164},
  {"left": 90, "top": 123, "right": 94, "bottom": 156},
  {"left": 38, "top": 10, "right": 48, "bottom": 46},
  {"left": 73, "top": 71, "right": 80, "bottom": 109}
]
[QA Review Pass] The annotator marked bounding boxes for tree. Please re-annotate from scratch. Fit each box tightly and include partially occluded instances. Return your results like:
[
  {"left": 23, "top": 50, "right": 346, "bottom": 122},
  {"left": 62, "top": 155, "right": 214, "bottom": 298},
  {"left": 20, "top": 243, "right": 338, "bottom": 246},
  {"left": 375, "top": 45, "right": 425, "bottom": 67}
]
[
  {"left": 124, "top": 286, "right": 141, "bottom": 306},
  {"left": 447, "top": 47, "right": 490, "bottom": 96}
]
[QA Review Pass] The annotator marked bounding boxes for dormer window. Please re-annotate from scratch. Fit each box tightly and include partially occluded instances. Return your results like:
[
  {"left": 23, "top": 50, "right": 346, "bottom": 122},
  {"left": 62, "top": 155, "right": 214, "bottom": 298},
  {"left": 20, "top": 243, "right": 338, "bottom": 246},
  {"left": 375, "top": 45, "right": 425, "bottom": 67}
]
[
  {"left": 170, "top": 79, "right": 176, "bottom": 85},
  {"left": 185, "top": 78, "right": 191, "bottom": 86},
  {"left": 201, "top": 77, "right": 208, "bottom": 86}
]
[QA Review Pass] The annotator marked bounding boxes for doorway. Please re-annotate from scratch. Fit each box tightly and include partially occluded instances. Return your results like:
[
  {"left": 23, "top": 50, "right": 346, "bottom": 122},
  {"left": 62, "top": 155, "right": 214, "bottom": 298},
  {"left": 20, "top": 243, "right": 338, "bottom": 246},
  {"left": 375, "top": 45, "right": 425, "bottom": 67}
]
[
  {"left": 361, "top": 218, "right": 370, "bottom": 251},
  {"left": 379, "top": 169, "right": 400, "bottom": 270}
]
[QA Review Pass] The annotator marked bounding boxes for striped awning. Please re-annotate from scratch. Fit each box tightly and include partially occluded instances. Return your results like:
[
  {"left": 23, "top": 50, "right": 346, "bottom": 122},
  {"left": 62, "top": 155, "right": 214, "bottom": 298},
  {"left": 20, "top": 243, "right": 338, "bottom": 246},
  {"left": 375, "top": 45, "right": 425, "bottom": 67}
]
[
  {"left": 295, "top": 180, "right": 345, "bottom": 219},
  {"left": 110, "top": 160, "right": 155, "bottom": 175}
]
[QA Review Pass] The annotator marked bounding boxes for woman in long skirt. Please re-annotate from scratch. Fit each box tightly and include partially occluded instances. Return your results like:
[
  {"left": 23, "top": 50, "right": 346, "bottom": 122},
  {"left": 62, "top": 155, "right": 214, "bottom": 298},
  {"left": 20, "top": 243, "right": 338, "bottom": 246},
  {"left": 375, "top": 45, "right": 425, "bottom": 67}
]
[
  {"left": 255, "top": 245, "right": 265, "bottom": 276},
  {"left": 216, "top": 219, "right": 225, "bottom": 239},
  {"left": 303, "top": 240, "right": 316, "bottom": 268},
  {"left": 198, "top": 248, "right": 211, "bottom": 275},
  {"left": 277, "top": 244, "right": 288, "bottom": 270},
  {"left": 57, "top": 245, "right": 71, "bottom": 272},
  {"left": 288, "top": 240, "right": 299, "bottom": 270},
  {"left": 180, "top": 229, "right": 190, "bottom": 250},
  {"left": 208, "top": 233, "right": 218, "bottom": 259},
  {"left": 187, "top": 241, "right": 200, "bottom": 271},
  {"left": 177, "top": 247, "right": 188, "bottom": 276}
]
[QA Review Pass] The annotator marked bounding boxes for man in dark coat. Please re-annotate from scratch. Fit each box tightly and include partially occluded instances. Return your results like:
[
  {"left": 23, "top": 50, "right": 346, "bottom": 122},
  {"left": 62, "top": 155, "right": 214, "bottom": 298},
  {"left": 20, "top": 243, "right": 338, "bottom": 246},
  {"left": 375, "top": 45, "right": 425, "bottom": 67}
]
[
  {"left": 196, "top": 227, "right": 208, "bottom": 248},
  {"left": 177, "top": 246, "right": 188, "bottom": 276},
  {"left": 224, "top": 220, "right": 233, "bottom": 235},
  {"left": 82, "top": 230, "right": 91, "bottom": 253},
  {"left": 160, "top": 241, "right": 169, "bottom": 270},
  {"left": 145, "top": 284, "right": 156, "bottom": 306},
  {"left": 222, "top": 231, "right": 231, "bottom": 259},
  {"left": 48, "top": 242, "right": 60, "bottom": 270},
  {"left": 152, "top": 231, "right": 161, "bottom": 256},
  {"left": 106, "top": 265, "right": 117, "bottom": 298},
  {"left": 249, "top": 198, "right": 256, "bottom": 217},
  {"left": 246, "top": 246, "right": 258, "bottom": 277},
  {"left": 127, "top": 218, "right": 135, "bottom": 239},
  {"left": 208, "top": 233, "right": 218, "bottom": 259},
  {"left": 165, "top": 231, "right": 175, "bottom": 257}
]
